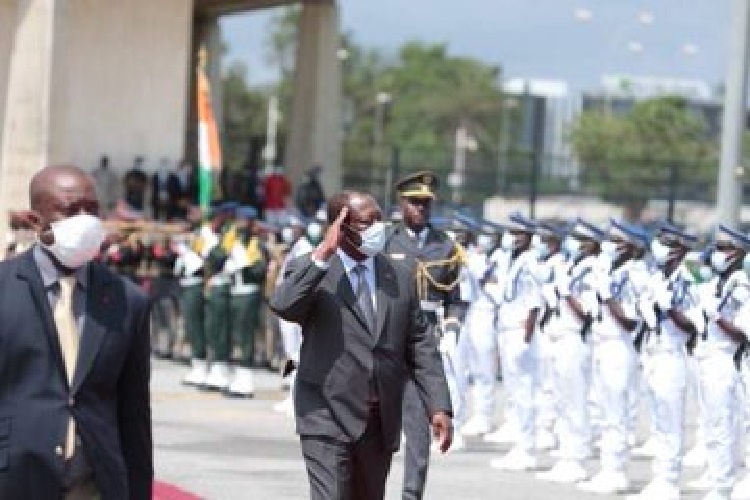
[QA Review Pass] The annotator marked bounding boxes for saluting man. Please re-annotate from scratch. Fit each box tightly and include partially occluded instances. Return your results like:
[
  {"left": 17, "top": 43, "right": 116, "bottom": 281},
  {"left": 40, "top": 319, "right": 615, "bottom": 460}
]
[
  {"left": 225, "top": 206, "right": 269, "bottom": 397},
  {"left": 384, "top": 171, "right": 467, "bottom": 500}
]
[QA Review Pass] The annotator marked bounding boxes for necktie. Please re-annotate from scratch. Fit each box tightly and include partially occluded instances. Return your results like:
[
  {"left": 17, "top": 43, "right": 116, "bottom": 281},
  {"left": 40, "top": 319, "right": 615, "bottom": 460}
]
[
  {"left": 354, "top": 264, "right": 376, "bottom": 333},
  {"left": 54, "top": 275, "right": 78, "bottom": 460}
]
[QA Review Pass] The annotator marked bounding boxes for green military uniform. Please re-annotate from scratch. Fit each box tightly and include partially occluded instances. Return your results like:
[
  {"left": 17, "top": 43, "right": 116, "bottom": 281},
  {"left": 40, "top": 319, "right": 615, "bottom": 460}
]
[{"left": 383, "top": 171, "right": 467, "bottom": 500}]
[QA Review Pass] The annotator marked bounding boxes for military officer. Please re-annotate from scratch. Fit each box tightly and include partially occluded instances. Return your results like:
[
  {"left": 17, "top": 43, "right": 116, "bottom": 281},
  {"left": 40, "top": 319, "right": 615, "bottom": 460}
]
[
  {"left": 627, "top": 223, "right": 702, "bottom": 500},
  {"left": 384, "top": 171, "right": 467, "bottom": 500},
  {"left": 273, "top": 215, "right": 315, "bottom": 415},
  {"left": 203, "top": 201, "right": 239, "bottom": 391},
  {"left": 579, "top": 219, "right": 651, "bottom": 495},
  {"left": 225, "top": 206, "right": 269, "bottom": 397},
  {"left": 537, "top": 218, "right": 605, "bottom": 483},
  {"left": 458, "top": 221, "right": 504, "bottom": 438},
  {"left": 692, "top": 226, "right": 750, "bottom": 500},
  {"left": 488, "top": 212, "right": 544, "bottom": 472}
]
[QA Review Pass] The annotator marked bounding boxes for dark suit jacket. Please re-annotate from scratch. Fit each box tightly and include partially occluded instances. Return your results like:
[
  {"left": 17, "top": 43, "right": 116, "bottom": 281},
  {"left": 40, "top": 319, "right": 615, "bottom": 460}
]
[
  {"left": 0, "top": 250, "right": 153, "bottom": 499},
  {"left": 270, "top": 253, "right": 451, "bottom": 452}
]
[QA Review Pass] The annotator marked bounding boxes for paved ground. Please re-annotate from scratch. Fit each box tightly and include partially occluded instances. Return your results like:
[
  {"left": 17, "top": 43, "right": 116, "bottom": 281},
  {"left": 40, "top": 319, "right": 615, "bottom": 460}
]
[{"left": 153, "top": 358, "right": 721, "bottom": 499}]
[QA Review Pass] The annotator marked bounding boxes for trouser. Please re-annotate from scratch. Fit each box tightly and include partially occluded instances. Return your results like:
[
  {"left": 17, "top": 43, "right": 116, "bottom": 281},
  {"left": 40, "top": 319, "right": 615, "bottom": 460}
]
[
  {"left": 698, "top": 352, "right": 742, "bottom": 498},
  {"left": 592, "top": 336, "right": 637, "bottom": 474},
  {"left": 688, "top": 354, "right": 706, "bottom": 453},
  {"left": 550, "top": 332, "right": 592, "bottom": 461},
  {"left": 498, "top": 328, "right": 538, "bottom": 453},
  {"left": 402, "top": 379, "right": 431, "bottom": 500},
  {"left": 181, "top": 283, "right": 206, "bottom": 359},
  {"left": 458, "top": 306, "right": 497, "bottom": 425},
  {"left": 642, "top": 347, "right": 687, "bottom": 485},
  {"left": 230, "top": 292, "right": 261, "bottom": 367},
  {"left": 536, "top": 332, "right": 557, "bottom": 435},
  {"left": 301, "top": 406, "right": 392, "bottom": 500},
  {"left": 205, "top": 284, "right": 231, "bottom": 361}
]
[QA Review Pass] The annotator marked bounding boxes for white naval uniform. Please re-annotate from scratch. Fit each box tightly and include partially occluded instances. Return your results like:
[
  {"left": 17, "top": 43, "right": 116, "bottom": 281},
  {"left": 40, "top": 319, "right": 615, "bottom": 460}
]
[
  {"left": 640, "top": 264, "right": 703, "bottom": 488},
  {"left": 493, "top": 250, "right": 544, "bottom": 454},
  {"left": 545, "top": 254, "right": 601, "bottom": 466},
  {"left": 590, "top": 258, "right": 649, "bottom": 476},
  {"left": 696, "top": 271, "right": 749, "bottom": 499},
  {"left": 277, "top": 237, "right": 314, "bottom": 365},
  {"left": 456, "top": 247, "right": 502, "bottom": 430}
]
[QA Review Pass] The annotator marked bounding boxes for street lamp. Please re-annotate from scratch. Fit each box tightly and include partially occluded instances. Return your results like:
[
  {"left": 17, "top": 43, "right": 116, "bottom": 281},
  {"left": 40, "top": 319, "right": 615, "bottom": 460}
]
[
  {"left": 450, "top": 124, "right": 478, "bottom": 204},
  {"left": 374, "top": 92, "right": 392, "bottom": 203}
]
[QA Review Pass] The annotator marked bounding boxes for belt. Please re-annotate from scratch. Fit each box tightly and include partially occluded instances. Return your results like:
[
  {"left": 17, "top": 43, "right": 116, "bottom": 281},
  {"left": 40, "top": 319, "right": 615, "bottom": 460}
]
[
  {"left": 420, "top": 300, "right": 442, "bottom": 312},
  {"left": 231, "top": 283, "right": 260, "bottom": 295},
  {"left": 180, "top": 276, "right": 203, "bottom": 287},
  {"left": 207, "top": 276, "right": 230, "bottom": 287}
]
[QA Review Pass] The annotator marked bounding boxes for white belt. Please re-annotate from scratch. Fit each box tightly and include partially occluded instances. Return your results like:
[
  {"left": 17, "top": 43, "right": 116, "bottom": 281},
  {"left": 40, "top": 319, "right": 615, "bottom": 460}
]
[
  {"left": 180, "top": 276, "right": 203, "bottom": 287},
  {"left": 207, "top": 276, "right": 230, "bottom": 287},
  {"left": 420, "top": 300, "right": 442, "bottom": 312},
  {"left": 231, "top": 283, "right": 260, "bottom": 295}
]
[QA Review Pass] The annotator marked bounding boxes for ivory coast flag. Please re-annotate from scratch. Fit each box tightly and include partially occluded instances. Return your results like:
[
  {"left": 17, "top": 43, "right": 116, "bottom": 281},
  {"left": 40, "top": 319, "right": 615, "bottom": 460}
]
[{"left": 196, "top": 47, "right": 222, "bottom": 211}]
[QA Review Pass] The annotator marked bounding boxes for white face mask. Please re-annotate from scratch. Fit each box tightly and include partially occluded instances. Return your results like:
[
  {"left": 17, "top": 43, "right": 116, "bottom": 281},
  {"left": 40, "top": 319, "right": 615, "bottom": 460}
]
[
  {"left": 531, "top": 234, "right": 550, "bottom": 261},
  {"left": 307, "top": 223, "right": 323, "bottom": 244},
  {"left": 476, "top": 234, "right": 494, "bottom": 253},
  {"left": 42, "top": 214, "right": 106, "bottom": 269},
  {"left": 562, "top": 236, "right": 582, "bottom": 260},
  {"left": 650, "top": 239, "right": 671, "bottom": 266},
  {"left": 281, "top": 227, "right": 296, "bottom": 244},
  {"left": 357, "top": 221, "right": 386, "bottom": 257},
  {"left": 600, "top": 240, "right": 623, "bottom": 263},
  {"left": 711, "top": 250, "right": 733, "bottom": 274},
  {"left": 501, "top": 232, "right": 515, "bottom": 252}
]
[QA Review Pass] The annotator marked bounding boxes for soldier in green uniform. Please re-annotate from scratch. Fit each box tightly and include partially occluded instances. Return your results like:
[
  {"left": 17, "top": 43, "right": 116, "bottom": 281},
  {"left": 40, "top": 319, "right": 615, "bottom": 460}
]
[
  {"left": 203, "top": 201, "right": 239, "bottom": 391},
  {"left": 384, "top": 171, "right": 468, "bottom": 500},
  {"left": 225, "top": 206, "right": 269, "bottom": 397}
]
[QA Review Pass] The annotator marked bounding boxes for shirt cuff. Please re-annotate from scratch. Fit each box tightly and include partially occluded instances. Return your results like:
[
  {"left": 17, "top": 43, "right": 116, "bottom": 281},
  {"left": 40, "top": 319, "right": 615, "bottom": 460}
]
[{"left": 311, "top": 254, "right": 332, "bottom": 269}]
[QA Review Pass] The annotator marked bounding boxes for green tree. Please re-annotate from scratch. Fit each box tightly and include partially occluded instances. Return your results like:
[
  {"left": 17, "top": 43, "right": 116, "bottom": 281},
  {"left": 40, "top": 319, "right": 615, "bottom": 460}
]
[
  {"left": 568, "top": 96, "right": 717, "bottom": 217},
  {"left": 222, "top": 61, "right": 269, "bottom": 170}
]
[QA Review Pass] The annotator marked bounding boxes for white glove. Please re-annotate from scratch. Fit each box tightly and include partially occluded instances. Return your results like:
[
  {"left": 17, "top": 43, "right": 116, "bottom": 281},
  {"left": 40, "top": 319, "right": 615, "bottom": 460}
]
[{"left": 438, "top": 323, "right": 459, "bottom": 355}]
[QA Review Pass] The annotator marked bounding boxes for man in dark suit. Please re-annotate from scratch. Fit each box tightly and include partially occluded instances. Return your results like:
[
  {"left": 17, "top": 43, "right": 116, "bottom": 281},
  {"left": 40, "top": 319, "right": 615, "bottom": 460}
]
[
  {"left": 270, "top": 191, "right": 453, "bottom": 500},
  {"left": 0, "top": 165, "right": 153, "bottom": 499}
]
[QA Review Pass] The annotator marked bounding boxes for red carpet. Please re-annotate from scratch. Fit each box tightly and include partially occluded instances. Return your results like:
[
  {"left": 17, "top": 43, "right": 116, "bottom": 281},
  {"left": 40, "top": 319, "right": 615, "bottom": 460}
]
[{"left": 153, "top": 481, "right": 203, "bottom": 500}]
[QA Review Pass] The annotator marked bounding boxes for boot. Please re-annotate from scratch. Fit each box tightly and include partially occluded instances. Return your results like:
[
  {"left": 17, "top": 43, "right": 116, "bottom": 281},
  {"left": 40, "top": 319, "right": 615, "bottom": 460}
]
[
  {"left": 227, "top": 367, "right": 255, "bottom": 398},
  {"left": 204, "top": 362, "right": 230, "bottom": 391},
  {"left": 183, "top": 359, "right": 209, "bottom": 387}
]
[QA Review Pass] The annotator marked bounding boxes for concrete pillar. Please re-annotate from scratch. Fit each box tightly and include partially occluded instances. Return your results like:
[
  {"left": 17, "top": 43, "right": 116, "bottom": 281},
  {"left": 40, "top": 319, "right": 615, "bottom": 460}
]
[
  {"left": 717, "top": 0, "right": 750, "bottom": 226},
  {"left": 0, "top": 0, "right": 69, "bottom": 244},
  {"left": 285, "top": 0, "right": 342, "bottom": 194}
]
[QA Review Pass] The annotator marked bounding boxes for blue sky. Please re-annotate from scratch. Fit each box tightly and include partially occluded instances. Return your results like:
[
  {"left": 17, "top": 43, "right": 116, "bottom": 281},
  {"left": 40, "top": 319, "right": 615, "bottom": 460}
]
[{"left": 221, "top": 0, "right": 730, "bottom": 93}]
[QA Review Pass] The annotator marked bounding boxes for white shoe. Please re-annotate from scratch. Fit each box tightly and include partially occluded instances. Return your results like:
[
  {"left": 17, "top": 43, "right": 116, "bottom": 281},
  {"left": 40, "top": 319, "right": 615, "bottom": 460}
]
[
  {"left": 535, "top": 428, "right": 557, "bottom": 451},
  {"left": 536, "top": 460, "right": 588, "bottom": 483},
  {"left": 489, "top": 447, "right": 537, "bottom": 471},
  {"left": 460, "top": 416, "right": 493, "bottom": 437},
  {"left": 204, "top": 362, "right": 230, "bottom": 390},
  {"left": 484, "top": 423, "right": 517, "bottom": 444},
  {"left": 732, "top": 475, "right": 750, "bottom": 499},
  {"left": 632, "top": 436, "right": 659, "bottom": 457},
  {"left": 578, "top": 471, "right": 630, "bottom": 494},
  {"left": 226, "top": 367, "right": 255, "bottom": 397},
  {"left": 704, "top": 492, "right": 732, "bottom": 500},
  {"left": 685, "top": 445, "right": 707, "bottom": 468},
  {"left": 686, "top": 470, "right": 713, "bottom": 491},
  {"left": 183, "top": 359, "right": 209, "bottom": 386},
  {"left": 626, "top": 479, "right": 680, "bottom": 500}
]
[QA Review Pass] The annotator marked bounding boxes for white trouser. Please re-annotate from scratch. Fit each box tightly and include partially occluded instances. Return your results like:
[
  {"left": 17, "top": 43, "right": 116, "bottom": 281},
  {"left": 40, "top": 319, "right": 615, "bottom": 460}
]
[
  {"left": 536, "top": 333, "right": 558, "bottom": 433},
  {"left": 498, "top": 328, "right": 538, "bottom": 452},
  {"left": 642, "top": 347, "right": 687, "bottom": 485},
  {"left": 458, "top": 306, "right": 498, "bottom": 424},
  {"left": 279, "top": 318, "right": 302, "bottom": 363},
  {"left": 550, "top": 332, "right": 592, "bottom": 461},
  {"left": 688, "top": 355, "right": 706, "bottom": 452},
  {"left": 698, "top": 351, "right": 742, "bottom": 497},
  {"left": 592, "top": 335, "right": 638, "bottom": 473},
  {"left": 441, "top": 347, "right": 466, "bottom": 427}
]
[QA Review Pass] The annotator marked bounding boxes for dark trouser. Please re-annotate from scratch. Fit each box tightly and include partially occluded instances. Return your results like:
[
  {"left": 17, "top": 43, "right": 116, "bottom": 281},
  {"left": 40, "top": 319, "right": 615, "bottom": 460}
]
[
  {"left": 181, "top": 283, "right": 206, "bottom": 359},
  {"left": 230, "top": 292, "right": 261, "bottom": 367},
  {"left": 205, "top": 284, "right": 231, "bottom": 361},
  {"left": 402, "top": 379, "right": 431, "bottom": 500},
  {"left": 300, "top": 406, "right": 392, "bottom": 500}
]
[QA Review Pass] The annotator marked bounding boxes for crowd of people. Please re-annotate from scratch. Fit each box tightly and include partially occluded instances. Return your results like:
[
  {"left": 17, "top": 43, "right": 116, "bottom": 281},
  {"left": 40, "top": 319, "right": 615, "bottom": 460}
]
[{"left": 5, "top": 164, "right": 750, "bottom": 500}]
